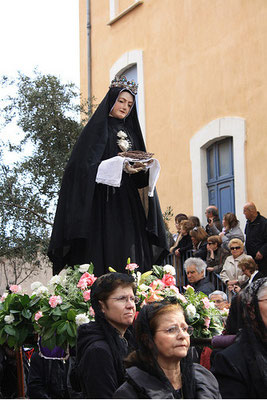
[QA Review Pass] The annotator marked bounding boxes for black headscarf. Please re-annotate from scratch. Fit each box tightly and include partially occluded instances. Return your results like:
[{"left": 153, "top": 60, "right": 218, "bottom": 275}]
[
  {"left": 238, "top": 278, "right": 267, "bottom": 396},
  {"left": 125, "top": 300, "right": 196, "bottom": 398},
  {"left": 48, "top": 86, "right": 168, "bottom": 274}
]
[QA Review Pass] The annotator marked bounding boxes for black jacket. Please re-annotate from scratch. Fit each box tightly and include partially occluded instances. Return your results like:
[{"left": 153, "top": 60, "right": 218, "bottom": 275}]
[
  {"left": 193, "top": 240, "right": 208, "bottom": 261},
  {"left": 173, "top": 234, "right": 193, "bottom": 257},
  {"left": 211, "top": 333, "right": 267, "bottom": 398},
  {"left": 193, "top": 276, "right": 215, "bottom": 296},
  {"left": 113, "top": 364, "right": 221, "bottom": 399},
  {"left": 75, "top": 321, "right": 133, "bottom": 399},
  {"left": 245, "top": 212, "right": 267, "bottom": 273},
  {"left": 27, "top": 352, "right": 81, "bottom": 399}
]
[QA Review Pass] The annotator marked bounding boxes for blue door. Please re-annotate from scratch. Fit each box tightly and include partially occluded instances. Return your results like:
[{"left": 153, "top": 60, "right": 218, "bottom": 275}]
[{"left": 206, "top": 138, "right": 235, "bottom": 220}]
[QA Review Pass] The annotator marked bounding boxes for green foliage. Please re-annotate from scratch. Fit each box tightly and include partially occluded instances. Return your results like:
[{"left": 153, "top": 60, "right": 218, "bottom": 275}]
[{"left": 0, "top": 70, "right": 96, "bottom": 284}]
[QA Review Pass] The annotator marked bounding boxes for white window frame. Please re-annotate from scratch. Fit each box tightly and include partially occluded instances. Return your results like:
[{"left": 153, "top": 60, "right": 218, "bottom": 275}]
[
  {"left": 190, "top": 117, "right": 247, "bottom": 230},
  {"left": 110, "top": 49, "right": 146, "bottom": 140},
  {"left": 109, "top": 0, "right": 143, "bottom": 24}
]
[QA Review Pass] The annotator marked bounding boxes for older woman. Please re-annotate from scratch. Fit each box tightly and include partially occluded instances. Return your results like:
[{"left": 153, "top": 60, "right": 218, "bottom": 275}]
[
  {"left": 220, "top": 238, "right": 249, "bottom": 290},
  {"left": 114, "top": 300, "right": 221, "bottom": 398},
  {"left": 75, "top": 272, "right": 137, "bottom": 398},
  {"left": 238, "top": 256, "right": 262, "bottom": 286},
  {"left": 190, "top": 227, "right": 208, "bottom": 261},
  {"left": 212, "top": 278, "right": 267, "bottom": 398},
  {"left": 206, "top": 235, "right": 229, "bottom": 274}
]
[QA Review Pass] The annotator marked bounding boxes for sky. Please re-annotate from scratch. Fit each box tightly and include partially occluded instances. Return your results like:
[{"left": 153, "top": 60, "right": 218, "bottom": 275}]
[
  {"left": 0, "top": 0, "right": 80, "bottom": 160},
  {"left": 0, "top": 0, "right": 80, "bottom": 85}
]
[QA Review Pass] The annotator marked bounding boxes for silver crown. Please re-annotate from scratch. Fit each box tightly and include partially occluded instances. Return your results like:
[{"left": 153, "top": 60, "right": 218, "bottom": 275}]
[{"left": 109, "top": 75, "right": 138, "bottom": 95}]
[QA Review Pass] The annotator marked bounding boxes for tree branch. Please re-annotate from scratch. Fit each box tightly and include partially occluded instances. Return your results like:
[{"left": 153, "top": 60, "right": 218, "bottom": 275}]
[{"left": 1, "top": 201, "right": 53, "bottom": 226}]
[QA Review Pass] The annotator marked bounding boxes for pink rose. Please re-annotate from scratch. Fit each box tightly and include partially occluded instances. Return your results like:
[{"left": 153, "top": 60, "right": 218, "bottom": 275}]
[
  {"left": 125, "top": 263, "right": 139, "bottom": 271},
  {"left": 150, "top": 279, "right": 165, "bottom": 291},
  {"left": 34, "top": 311, "right": 43, "bottom": 321},
  {"left": 0, "top": 293, "right": 8, "bottom": 303},
  {"left": 89, "top": 306, "right": 95, "bottom": 317},
  {"left": 49, "top": 295, "right": 62, "bottom": 308},
  {"left": 204, "top": 317, "right": 211, "bottom": 328},
  {"left": 10, "top": 284, "right": 22, "bottom": 293},
  {"left": 77, "top": 273, "right": 97, "bottom": 289},
  {"left": 161, "top": 274, "right": 175, "bottom": 286},
  {"left": 83, "top": 290, "right": 91, "bottom": 302},
  {"left": 201, "top": 297, "right": 210, "bottom": 309}
]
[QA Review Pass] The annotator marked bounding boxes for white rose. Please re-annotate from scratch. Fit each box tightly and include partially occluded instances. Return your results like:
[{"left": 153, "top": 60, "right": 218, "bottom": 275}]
[
  {"left": 31, "top": 281, "right": 43, "bottom": 291},
  {"left": 75, "top": 313, "right": 90, "bottom": 326},
  {"left": 4, "top": 314, "right": 15, "bottom": 324},
  {"left": 163, "top": 265, "right": 176, "bottom": 275},
  {"left": 79, "top": 264, "right": 90, "bottom": 273},
  {"left": 34, "top": 285, "right": 49, "bottom": 296},
  {"left": 185, "top": 304, "right": 197, "bottom": 319},
  {"left": 48, "top": 275, "right": 62, "bottom": 286}
]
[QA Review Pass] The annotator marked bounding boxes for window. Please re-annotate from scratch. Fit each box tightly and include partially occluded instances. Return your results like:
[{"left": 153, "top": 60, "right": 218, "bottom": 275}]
[{"left": 109, "top": 0, "right": 143, "bottom": 24}]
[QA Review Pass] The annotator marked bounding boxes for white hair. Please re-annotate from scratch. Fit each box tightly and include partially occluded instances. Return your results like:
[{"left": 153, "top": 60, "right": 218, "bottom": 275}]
[
  {"left": 209, "top": 290, "right": 227, "bottom": 301},
  {"left": 184, "top": 257, "right": 207, "bottom": 277}
]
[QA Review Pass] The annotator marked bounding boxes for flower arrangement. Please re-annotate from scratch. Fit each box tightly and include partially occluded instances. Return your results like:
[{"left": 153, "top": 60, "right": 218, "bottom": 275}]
[
  {"left": 0, "top": 261, "right": 223, "bottom": 352},
  {"left": 126, "top": 264, "right": 223, "bottom": 339}
]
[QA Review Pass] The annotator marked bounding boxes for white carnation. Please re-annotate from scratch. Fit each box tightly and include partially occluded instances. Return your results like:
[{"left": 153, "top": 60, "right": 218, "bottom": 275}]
[
  {"left": 48, "top": 275, "right": 62, "bottom": 286},
  {"left": 185, "top": 304, "right": 197, "bottom": 319},
  {"left": 75, "top": 313, "right": 90, "bottom": 326},
  {"left": 4, "top": 314, "right": 15, "bottom": 324},
  {"left": 163, "top": 265, "right": 176, "bottom": 275},
  {"left": 79, "top": 264, "right": 90, "bottom": 273},
  {"left": 34, "top": 285, "right": 49, "bottom": 296},
  {"left": 31, "top": 281, "right": 43, "bottom": 291}
]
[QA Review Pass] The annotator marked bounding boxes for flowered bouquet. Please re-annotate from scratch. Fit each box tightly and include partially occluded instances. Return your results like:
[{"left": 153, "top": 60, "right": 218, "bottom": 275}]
[
  {"left": 126, "top": 263, "right": 224, "bottom": 338},
  {"left": 0, "top": 261, "right": 223, "bottom": 351}
]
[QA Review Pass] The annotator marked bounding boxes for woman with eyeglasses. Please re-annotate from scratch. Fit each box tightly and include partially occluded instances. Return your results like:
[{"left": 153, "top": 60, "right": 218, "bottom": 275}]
[
  {"left": 114, "top": 300, "right": 221, "bottom": 399},
  {"left": 220, "top": 239, "right": 249, "bottom": 292},
  {"left": 211, "top": 277, "right": 267, "bottom": 398},
  {"left": 74, "top": 272, "right": 137, "bottom": 398},
  {"left": 206, "top": 235, "right": 230, "bottom": 274}
]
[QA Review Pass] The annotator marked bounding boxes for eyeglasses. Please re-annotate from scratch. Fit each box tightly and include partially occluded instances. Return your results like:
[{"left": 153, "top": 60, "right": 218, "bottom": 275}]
[
  {"left": 156, "top": 325, "right": 194, "bottom": 336},
  {"left": 212, "top": 300, "right": 224, "bottom": 304},
  {"left": 258, "top": 299, "right": 267, "bottom": 303},
  {"left": 110, "top": 295, "right": 139, "bottom": 304},
  {"left": 230, "top": 246, "right": 241, "bottom": 250}
]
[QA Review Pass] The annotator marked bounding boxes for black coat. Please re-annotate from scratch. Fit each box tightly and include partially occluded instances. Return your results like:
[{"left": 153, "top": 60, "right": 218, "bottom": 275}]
[
  {"left": 173, "top": 234, "right": 193, "bottom": 257},
  {"left": 211, "top": 333, "right": 267, "bottom": 398},
  {"left": 193, "top": 276, "right": 215, "bottom": 296},
  {"left": 193, "top": 240, "right": 208, "bottom": 261},
  {"left": 113, "top": 364, "right": 221, "bottom": 399},
  {"left": 245, "top": 212, "right": 267, "bottom": 273},
  {"left": 75, "top": 321, "right": 134, "bottom": 399}
]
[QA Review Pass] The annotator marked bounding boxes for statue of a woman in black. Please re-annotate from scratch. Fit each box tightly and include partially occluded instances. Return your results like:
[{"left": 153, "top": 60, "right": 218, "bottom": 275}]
[{"left": 48, "top": 76, "right": 168, "bottom": 275}]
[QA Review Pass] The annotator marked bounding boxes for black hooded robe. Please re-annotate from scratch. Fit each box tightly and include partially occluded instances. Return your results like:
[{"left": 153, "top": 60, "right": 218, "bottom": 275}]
[{"left": 48, "top": 86, "right": 168, "bottom": 275}]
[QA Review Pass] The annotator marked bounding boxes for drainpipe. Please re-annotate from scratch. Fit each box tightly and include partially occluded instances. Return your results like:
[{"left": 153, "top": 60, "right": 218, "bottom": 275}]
[{"left": 86, "top": 0, "right": 91, "bottom": 102}]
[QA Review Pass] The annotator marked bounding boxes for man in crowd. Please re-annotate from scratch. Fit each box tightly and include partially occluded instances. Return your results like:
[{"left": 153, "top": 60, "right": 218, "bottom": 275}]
[
  {"left": 243, "top": 202, "right": 267, "bottom": 276},
  {"left": 209, "top": 290, "right": 229, "bottom": 310},
  {"left": 205, "top": 205, "right": 223, "bottom": 236},
  {"left": 184, "top": 257, "right": 215, "bottom": 296}
]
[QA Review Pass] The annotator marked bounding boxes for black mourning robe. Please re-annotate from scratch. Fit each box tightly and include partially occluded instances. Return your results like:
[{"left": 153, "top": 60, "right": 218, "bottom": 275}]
[{"left": 48, "top": 86, "right": 168, "bottom": 275}]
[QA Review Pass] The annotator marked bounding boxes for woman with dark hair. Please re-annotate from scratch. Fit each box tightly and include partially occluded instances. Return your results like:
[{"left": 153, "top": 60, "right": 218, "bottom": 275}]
[
  {"left": 172, "top": 220, "right": 193, "bottom": 259},
  {"left": 75, "top": 272, "right": 137, "bottom": 398},
  {"left": 48, "top": 76, "right": 168, "bottom": 276},
  {"left": 238, "top": 256, "right": 263, "bottom": 286},
  {"left": 206, "top": 235, "right": 229, "bottom": 274},
  {"left": 114, "top": 300, "right": 220, "bottom": 398},
  {"left": 190, "top": 227, "right": 208, "bottom": 261},
  {"left": 209, "top": 212, "right": 244, "bottom": 250},
  {"left": 212, "top": 278, "right": 267, "bottom": 398}
]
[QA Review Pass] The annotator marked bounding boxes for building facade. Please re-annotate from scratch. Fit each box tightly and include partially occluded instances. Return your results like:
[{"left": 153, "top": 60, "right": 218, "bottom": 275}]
[{"left": 79, "top": 0, "right": 267, "bottom": 232}]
